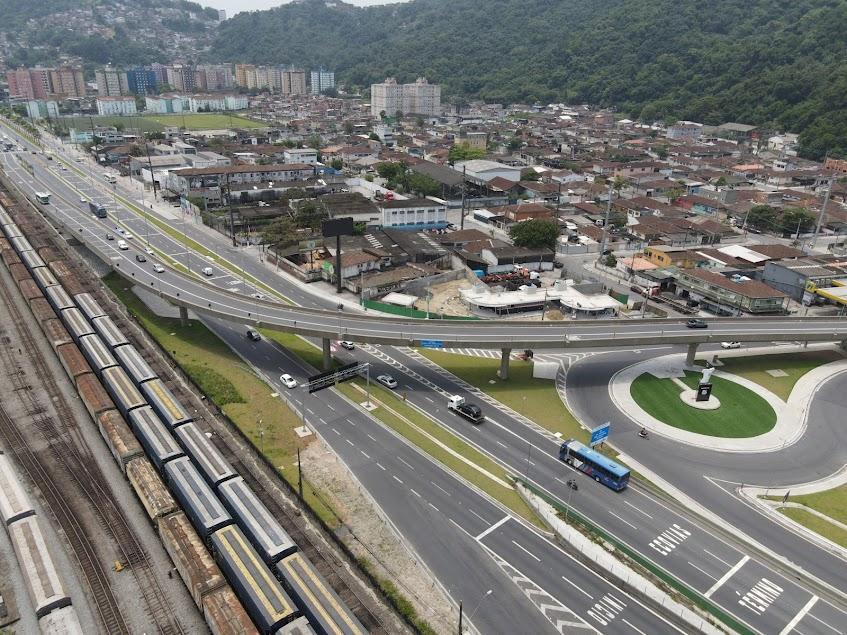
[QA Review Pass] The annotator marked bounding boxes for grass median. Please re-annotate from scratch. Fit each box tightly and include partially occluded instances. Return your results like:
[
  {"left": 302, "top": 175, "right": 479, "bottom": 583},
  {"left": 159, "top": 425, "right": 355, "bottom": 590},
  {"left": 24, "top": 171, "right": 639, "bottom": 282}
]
[
  {"left": 700, "top": 350, "right": 843, "bottom": 401},
  {"left": 104, "top": 273, "right": 339, "bottom": 528},
  {"left": 631, "top": 371, "right": 776, "bottom": 437},
  {"left": 417, "top": 350, "right": 585, "bottom": 441},
  {"left": 767, "top": 485, "right": 847, "bottom": 549}
]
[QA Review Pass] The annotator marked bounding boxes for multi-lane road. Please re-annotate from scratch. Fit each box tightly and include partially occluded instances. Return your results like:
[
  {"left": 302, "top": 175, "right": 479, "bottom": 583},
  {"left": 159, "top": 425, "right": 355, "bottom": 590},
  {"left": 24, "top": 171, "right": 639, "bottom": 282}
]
[{"left": 3, "top": 119, "right": 846, "bottom": 634}]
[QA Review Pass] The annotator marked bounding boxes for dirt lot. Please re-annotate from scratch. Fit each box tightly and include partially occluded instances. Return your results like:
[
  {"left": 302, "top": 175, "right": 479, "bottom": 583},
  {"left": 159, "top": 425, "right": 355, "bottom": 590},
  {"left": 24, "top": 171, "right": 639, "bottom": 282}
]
[{"left": 415, "top": 278, "right": 476, "bottom": 317}]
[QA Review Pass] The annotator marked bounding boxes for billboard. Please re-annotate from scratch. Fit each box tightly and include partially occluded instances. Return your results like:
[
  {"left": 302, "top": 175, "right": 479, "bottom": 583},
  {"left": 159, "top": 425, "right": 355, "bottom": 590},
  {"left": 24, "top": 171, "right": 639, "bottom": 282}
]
[{"left": 321, "top": 217, "right": 354, "bottom": 238}]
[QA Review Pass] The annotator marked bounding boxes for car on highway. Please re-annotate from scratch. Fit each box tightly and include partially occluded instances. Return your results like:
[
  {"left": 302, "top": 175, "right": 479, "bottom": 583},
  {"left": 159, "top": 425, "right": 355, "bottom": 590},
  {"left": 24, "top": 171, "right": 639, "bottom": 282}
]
[
  {"left": 80, "top": 197, "right": 87, "bottom": 204},
  {"left": 105, "top": 233, "right": 115, "bottom": 240},
  {"left": 252, "top": 293, "right": 265, "bottom": 300},
  {"left": 202, "top": 267, "right": 214, "bottom": 276},
  {"left": 124, "top": 232, "right": 134, "bottom": 239},
  {"left": 152, "top": 264, "right": 165, "bottom": 273},
  {"left": 145, "top": 247, "right": 154, "bottom": 255},
  {"left": 246, "top": 329, "right": 261, "bottom": 342},
  {"left": 376, "top": 374, "right": 398, "bottom": 389},
  {"left": 135, "top": 254, "right": 147, "bottom": 263},
  {"left": 721, "top": 341, "right": 741, "bottom": 349},
  {"left": 117, "top": 240, "right": 128, "bottom": 250},
  {"left": 686, "top": 318, "right": 708, "bottom": 328},
  {"left": 340, "top": 341, "right": 355, "bottom": 350},
  {"left": 279, "top": 374, "right": 298, "bottom": 389}
]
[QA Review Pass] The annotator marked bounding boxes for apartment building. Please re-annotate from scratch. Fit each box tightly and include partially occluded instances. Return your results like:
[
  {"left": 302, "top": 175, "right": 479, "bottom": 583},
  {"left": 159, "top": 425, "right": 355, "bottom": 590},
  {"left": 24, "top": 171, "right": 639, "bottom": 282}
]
[
  {"left": 310, "top": 68, "right": 335, "bottom": 95},
  {"left": 371, "top": 77, "right": 441, "bottom": 117},
  {"left": 96, "top": 66, "right": 124, "bottom": 96},
  {"left": 96, "top": 96, "right": 137, "bottom": 116},
  {"left": 48, "top": 66, "right": 86, "bottom": 98},
  {"left": 6, "top": 67, "right": 53, "bottom": 99},
  {"left": 25, "top": 100, "right": 60, "bottom": 120}
]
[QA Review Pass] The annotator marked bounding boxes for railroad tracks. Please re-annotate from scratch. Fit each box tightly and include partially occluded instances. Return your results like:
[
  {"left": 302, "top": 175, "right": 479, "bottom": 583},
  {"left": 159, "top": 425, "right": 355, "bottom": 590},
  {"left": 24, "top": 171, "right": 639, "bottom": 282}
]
[{"left": 0, "top": 259, "right": 183, "bottom": 634}]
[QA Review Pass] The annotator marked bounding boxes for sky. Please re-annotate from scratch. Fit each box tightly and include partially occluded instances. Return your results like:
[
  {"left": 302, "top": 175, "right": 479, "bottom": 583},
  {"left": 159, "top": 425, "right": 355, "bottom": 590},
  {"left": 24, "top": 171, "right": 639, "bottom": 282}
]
[{"left": 202, "top": 0, "right": 400, "bottom": 16}]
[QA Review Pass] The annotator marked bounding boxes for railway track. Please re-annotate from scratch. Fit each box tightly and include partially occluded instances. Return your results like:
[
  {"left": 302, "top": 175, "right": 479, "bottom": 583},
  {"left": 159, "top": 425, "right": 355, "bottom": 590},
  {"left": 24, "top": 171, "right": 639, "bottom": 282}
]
[{"left": 0, "top": 239, "right": 184, "bottom": 634}]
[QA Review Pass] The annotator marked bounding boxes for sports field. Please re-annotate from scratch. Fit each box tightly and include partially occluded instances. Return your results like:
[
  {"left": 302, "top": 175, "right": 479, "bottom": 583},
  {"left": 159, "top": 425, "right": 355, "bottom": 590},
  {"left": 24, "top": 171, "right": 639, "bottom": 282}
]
[{"left": 55, "top": 112, "right": 265, "bottom": 133}]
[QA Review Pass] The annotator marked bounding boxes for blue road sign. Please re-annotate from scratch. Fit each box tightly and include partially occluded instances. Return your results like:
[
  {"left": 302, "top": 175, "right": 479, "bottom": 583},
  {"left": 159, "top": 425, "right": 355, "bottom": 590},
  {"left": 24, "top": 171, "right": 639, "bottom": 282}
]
[
  {"left": 420, "top": 340, "right": 444, "bottom": 349},
  {"left": 590, "top": 422, "right": 611, "bottom": 446}
]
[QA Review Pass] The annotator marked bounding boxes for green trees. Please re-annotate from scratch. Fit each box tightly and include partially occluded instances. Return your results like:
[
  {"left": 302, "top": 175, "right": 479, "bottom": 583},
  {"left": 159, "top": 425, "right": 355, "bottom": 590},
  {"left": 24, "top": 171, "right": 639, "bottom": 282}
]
[
  {"left": 509, "top": 219, "right": 559, "bottom": 250},
  {"left": 448, "top": 143, "right": 485, "bottom": 163}
]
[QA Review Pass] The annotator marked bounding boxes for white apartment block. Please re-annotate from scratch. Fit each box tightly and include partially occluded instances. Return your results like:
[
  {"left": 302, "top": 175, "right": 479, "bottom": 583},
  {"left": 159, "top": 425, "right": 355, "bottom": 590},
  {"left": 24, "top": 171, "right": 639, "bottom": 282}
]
[
  {"left": 95, "top": 67, "right": 124, "bottom": 96},
  {"left": 371, "top": 77, "right": 440, "bottom": 117},
  {"left": 96, "top": 96, "right": 137, "bottom": 116},
  {"left": 283, "top": 69, "right": 307, "bottom": 95},
  {"left": 310, "top": 68, "right": 335, "bottom": 95},
  {"left": 25, "top": 100, "right": 59, "bottom": 120}
]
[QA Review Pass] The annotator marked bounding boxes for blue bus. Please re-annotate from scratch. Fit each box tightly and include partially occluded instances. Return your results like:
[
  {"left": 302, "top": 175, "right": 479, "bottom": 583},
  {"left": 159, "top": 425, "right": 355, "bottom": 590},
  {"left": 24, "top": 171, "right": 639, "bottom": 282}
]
[{"left": 558, "top": 439, "right": 630, "bottom": 491}]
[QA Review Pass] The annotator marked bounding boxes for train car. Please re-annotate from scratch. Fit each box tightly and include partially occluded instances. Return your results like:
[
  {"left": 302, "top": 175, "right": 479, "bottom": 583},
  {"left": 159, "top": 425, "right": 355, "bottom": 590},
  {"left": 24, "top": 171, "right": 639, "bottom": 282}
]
[
  {"left": 218, "top": 477, "right": 297, "bottom": 565},
  {"left": 45, "top": 284, "right": 75, "bottom": 313},
  {"left": 164, "top": 457, "right": 232, "bottom": 539},
  {"left": 101, "top": 366, "right": 146, "bottom": 417},
  {"left": 73, "top": 292, "right": 107, "bottom": 322},
  {"left": 76, "top": 372, "right": 115, "bottom": 420},
  {"left": 55, "top": 342, "right": 92, "bottom": 381},
  {"left": 1, "top": 248, "right": 22, "bottom": 267},
  {"left": 97, "top": 409, "right": 144, "bottom": 471},
  {"left": 202, "top": 586, "right": 261, "bottom": 635},
  {"left": 7, "top": 516, "right": 72, "bottom": 618},
  {"left": 0, "top": 206, "right": 13, "bottom": 225},
  {"left": 41, "top": 318, "right": 73, "bottom": 352},
  {"left": 31, "top": 265, "right": 59, "bottom": 290},
  {"left": 38, "top": 605, "right": 84, "bottom": 635},
  {"left": 2, "top": 222, "right": 23, "bottom": 239},
  {"left": 9, "top": 235, "right": 33, "bottom": 254},
  {"left": 0, "top": 236, "right": 11, "bottom": 251},
  {"left": 127, "top": 406, "right": 184, "bottom": 472},
  {"left": 46, "top": 260, "right": 85, "bottom": 297},
  {"left": 113, "top": 344, "right": 158, "bottom": 386},
  {"left": 17, "top": 277, "right": 43, "bottom": 302},
  {"left": 78, "top": 334, "right": 119, "bottom": 377},
  {"left": 0, "top": 451, "right": 35, "bottom": 525},
  {"left": 126, "top": 458, "right": 178, "bottom": 522},
  {"left": 8, "top": 261, "right": 31, "bottom": 282},
  {"left": 19, "top": 249, "right": 46, "bottom": 271},
  {"left": 174, "top": 422, "right": 237, "bottom": 488},
  {"left": 158, "top": 511, "right": 226, "bottom": 608},
  {"left": 278, "top": 617, "right": 318, "bottom": 635},
  {"left": 60, "top": 307, "right": 96, "bottom": 343},
  {"left": 36, "top": 246, "right": 62, "bottom": 265},
  {"left": 210, "top": 525, "right": 299, "bottom": 634},
  {"left": 141, "top": 378, "right": 193, "bottom": 429},
  {"left": 29, "top": 296, "right": 56, "bottom": 323},
  {"left": 91, "top": 315, "right": 130, "bottom": 349},
  {"left": 275, "top": 553, "right": 366, "bottom": 635}
]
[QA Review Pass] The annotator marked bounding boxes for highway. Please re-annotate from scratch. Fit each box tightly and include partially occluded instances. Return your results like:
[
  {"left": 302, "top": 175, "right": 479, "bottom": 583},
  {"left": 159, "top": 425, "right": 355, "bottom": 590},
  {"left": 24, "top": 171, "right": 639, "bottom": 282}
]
[{"left": 3, "top": 120, "right": 847, "bottom": 634}]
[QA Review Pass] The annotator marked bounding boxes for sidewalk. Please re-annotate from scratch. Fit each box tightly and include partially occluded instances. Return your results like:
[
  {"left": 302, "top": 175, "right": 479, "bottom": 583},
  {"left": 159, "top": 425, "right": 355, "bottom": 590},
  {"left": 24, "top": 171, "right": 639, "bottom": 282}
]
[{"left": 609, "top": 344, "right": 847, "bottom": 453}]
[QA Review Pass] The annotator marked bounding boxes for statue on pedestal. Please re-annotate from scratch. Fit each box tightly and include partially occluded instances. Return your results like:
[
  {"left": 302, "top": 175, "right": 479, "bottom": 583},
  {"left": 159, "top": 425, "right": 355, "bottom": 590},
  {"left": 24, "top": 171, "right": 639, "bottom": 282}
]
[{"left": 700, "top": 365, "right": 715, "bottom": 385}]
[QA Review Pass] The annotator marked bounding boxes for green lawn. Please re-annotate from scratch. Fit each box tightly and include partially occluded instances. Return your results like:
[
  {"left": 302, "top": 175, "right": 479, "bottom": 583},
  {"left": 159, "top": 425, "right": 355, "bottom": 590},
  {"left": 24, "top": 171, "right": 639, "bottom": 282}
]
[
  {"left": 779, "top": 508, "right": 847, "bottom": 549},
  {"left": 630, "top": 371, "right": 776, "bottom": 437},
  {"left": 104, "top": 274, "right": 339, "bottom": 527},
  {"left": 702, "top": 350, "right": 843, "bottom": 401},
  {"left": 56, "top": 113, "right": 265, "bottom": 134},
  {"left": 418, "top": 350, "right": 585, "bottom": 441}
]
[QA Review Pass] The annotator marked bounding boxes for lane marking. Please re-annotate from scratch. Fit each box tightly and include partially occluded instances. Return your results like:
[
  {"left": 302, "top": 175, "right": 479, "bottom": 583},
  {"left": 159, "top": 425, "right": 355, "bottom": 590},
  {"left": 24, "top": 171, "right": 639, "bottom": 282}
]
[
  {"left": 331, "top": 428, "right": 340, "bottom": 435},
  {"left": 622, "top": 618, "right": 649, "bottom": 635},
  {"left": 808, "top": 612, "right": 843, "bottom": 634},
  {"left": 375, "top": 463, "right": 386, "bottom": 471},
  {"left": 428, "top": 502, "right": 439, "bottom": 512},
  {"left": 560, "top": 574, "right": 594, "bottom": 600},
  {"left": 496, "top": 440, "right": 507, "bottom": 448},
  {"left": 475, "top": 515, "right": 510, "bottom": 541},
  {"left": 624, "top": 500, "right": 653, "bottom": 519},
  {"left": 705, "top": 555, "right": 749, "bottom": 597},
  {"left": 360, "top": 450, "right": 370, "bottom": 459},
  {"left": 510, "top": 540, "right": 542, "bottom": 562},
  {"left": 703, "top": 549, "right": 734, "bottom": 568},
  {"left": 345, "top": 439, "right": 354, "bottom": 447},
  {"left": 608, "top": 511, "right": 638, "bottom": 530},
  {"left": 410, "top": 488, "right": 421, "bottom": 498},
  {"left": 366, "top": 433, "right": 378, "bottom": 442},
  {"left": 392, "top": 474, "right": 403, "bottom": 484},
  {"left": 468, "top": 508, "right": 488, "bottom": 523},
  {"left": 430, "top": 481, "right": 451, "bottom": 496},
  {"left": 397, "top": 457, "right": 415, "bottom": 471},
  {"left": 687, "top": 561, "right": 718, "bottom": 582},
  {"left": 318, "top": 418, "right": 326, "bottom": 425}
]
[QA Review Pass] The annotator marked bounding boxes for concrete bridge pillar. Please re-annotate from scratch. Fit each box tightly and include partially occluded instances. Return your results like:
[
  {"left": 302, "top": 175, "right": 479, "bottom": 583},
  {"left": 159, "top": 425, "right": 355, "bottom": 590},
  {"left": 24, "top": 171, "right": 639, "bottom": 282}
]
[
  {"left": 322, "top": 337, "right": 332, "bottom": 370},
  {"left": 498, "top": 348, "right": 512, "bottom": 380},
  {"left": 686, "top": 343, "right": 698, "bottom": 367},
  {"left": 840, "top": 339, "right": 847, "bottom": 351},
  {"left": 179, "top": 306, "right": 188, "bottom": 327}
]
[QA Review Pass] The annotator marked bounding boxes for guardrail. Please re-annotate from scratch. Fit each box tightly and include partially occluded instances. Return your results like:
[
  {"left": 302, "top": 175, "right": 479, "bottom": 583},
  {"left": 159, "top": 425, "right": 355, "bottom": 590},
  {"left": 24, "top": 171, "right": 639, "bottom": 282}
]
[{"left": 516, "top": 478, "right": 754, "bottom": 635}]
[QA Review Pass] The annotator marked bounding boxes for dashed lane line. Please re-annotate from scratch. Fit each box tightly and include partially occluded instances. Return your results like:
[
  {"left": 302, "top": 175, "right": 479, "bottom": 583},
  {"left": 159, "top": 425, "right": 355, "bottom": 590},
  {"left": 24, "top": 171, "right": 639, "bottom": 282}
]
[
  {"left": 623, "top": 500, "right": 653, "bottom": 519},
  {"left": 560, "top": 575, "right": 593, "bottom": 600},
  {"left": 511, "top": 540, "right": 542, "bottom": 562},
  {"left": 608, "top": 511, "right": 638, "bottom": 531}
]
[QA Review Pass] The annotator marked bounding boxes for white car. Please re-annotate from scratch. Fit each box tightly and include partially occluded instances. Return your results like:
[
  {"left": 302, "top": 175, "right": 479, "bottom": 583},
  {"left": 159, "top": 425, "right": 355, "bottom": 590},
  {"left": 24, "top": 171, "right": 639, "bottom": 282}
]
[
  {"left": 124, "top": 232, "right": 134, "bottom": 239},
  {"left": 340, "top": 341, "right": 355, "bottom": 350},
  {"left": 202, "top": 267, "right": 214, "bottom": 276},
  {"left": 153, "top": 264, "right": 165, "bottom": 273},
  {"left": 80, "top": 197, "right": 87, "bottom": 204},
  {"left": 720, "top": 341, "right": 741, "bottom": 349},
  {"left": 117, "top": 240, "right": 128, "bottom": 250},
  {"left": 376, "top": 374, "right": 398, "bottom": 389},
  {"left": 280, "top": 374, "right": 298, "bottom": 389},
  {"left": 145, "top": 247, "right": 154, "bottom": 255}
]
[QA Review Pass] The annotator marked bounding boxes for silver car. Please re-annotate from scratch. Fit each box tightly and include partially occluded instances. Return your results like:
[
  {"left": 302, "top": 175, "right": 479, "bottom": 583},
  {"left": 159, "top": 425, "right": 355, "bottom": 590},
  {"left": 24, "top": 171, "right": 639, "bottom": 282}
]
[{"left": 377, "top": 374, "right": 398, "bottom": 389}]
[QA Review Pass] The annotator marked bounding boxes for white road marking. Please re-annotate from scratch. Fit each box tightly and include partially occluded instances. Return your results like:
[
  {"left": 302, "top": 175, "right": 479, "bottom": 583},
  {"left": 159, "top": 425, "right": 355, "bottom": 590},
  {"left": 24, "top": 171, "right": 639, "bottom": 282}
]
[
  {"left": 622, "top": 618, "right": 648, "bottom": 635},
  {"left": 347, "top": 418, "right": 357, "bottom": 426},
  {"left": 703, "top": 549, "right": 734, "bottom": 568},
  {"left": 496, "top": 440, "right": 507, "bottom": 448},
  {"left": 624, "top": 500, "right": 653, "bottom": 519},
  {"left": 392, "top": 474, "right": 403, "bottom": 484},
  {"left": 430, "top": 481, "right": 451, "bottom": 496},
  {"left": 410, "top": 488, "right": 421, "bottom": 498},
  {"left": 367, "top": 433, "right": 378, "bottom": 442},
  {"left": 376, "top": 463, "right": 386, "bottom": 471},
  {"left": 331, "top": 428, "right": 340, "bottom": 435},
  {"left": 779, "top": 596, "right": 818, "bottom": 635},
  {"left": 739, "top": 578, "right": 782, "bottom": 615},
  {"left": 397, "top": 457, "right": 415, "bottom": 470},
  {"left": 687, "top": 561, "right": 718, "bottom": 581},
  {"left": 428, "top": 502, "right": 439, "bottom": 511},
  {"left": 468, "top": 508, "right": 488, "bottom": 523},
  {"left": 475, "top": 515, "right": 511, "bottom": 541},
  {"left": 318, "top": 418, "right": 326, "bottom": 425},
  {"left": 326, "top": 403, "right": 335, "bottom": 412},
  {"left": 424, "top": 396, "right": 435, "bottom": 403},
  {"left": 560, "top": 575, "right": 593, "bottom": 600},
  {"left": 345, "top": 439, "right": 354, "bottom": 447},
  {"left": 808, "top": 612, "right": 843, "bottom": 634},
  {"left": 360, "top": 450, "right": 370, "bottom": 459},
  {"left": 706, "top": 553, "right": 747, "bottom": 598},
  {"left": 608, "top": 511, "right": 638, "bottom": 530},
  {"left": 510, "top": 540, "right": 541, "bottom": 562}
]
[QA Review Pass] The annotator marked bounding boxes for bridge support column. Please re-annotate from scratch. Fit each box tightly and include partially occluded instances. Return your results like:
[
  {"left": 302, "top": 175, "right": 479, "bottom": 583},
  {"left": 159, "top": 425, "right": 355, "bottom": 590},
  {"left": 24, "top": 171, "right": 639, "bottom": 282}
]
[
  {"left": 322, "top": 337, "right": 332, "bottom": 370},
  {"left": 686, "top": 343, "right": 698, "bottom": 367},
  {"left": 840, "top": 339, "right": 847, "bottom": 351},
  {"left": 179, "top": 306, "right": 188, "bottom": 327},
  {"left": 498, "top": 348, "right": 512, "bottom": 380}
]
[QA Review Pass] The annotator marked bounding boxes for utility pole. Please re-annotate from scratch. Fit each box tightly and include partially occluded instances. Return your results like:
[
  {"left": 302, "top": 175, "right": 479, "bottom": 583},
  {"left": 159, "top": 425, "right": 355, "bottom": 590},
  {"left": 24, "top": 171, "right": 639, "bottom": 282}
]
[
  {"left": 810, "top": 182, "right": 831, "bottom": 251},
  {"left": 598, "top": 180, "right": 613, "bottom": 260},
  {"left": 460, "top": 165, "right": 467, "bottom": 230},
  {"left": 226, "top": 171, "right": 237, "bottom": 246}
]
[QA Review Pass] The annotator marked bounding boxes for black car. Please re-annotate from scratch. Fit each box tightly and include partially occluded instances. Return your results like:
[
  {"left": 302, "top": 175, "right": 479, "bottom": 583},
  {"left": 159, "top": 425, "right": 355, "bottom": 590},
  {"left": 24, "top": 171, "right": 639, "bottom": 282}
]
[
  {"left": 106, "top": 233, "right": 115, "bottom": 240},
  {"left": 686, "top": 318, "right": 708, "bottom": 328},
  {"left": 246, "top": 329, "right": 261, "bottom": 342},
  {"left": 135, "top": 254, "right": 147, "bottom": 262}
]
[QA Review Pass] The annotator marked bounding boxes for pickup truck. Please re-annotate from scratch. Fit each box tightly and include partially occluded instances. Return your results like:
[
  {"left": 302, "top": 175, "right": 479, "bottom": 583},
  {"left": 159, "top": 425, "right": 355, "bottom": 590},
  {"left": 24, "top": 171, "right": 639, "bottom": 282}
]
[{"left": 447, "top": 395, "right": 483, "bottom": 423}]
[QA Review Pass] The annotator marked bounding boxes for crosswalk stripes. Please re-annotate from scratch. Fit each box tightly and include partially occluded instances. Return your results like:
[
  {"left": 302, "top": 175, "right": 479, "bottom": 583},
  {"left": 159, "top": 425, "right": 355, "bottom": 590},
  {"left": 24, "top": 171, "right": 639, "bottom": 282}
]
[{"left": 481, "top": 544, "right": 595, "bottom": 633}]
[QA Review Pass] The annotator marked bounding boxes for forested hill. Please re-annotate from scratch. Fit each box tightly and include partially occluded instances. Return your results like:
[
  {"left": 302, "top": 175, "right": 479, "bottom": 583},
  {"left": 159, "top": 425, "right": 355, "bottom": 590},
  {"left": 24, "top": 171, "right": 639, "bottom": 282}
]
[{"left": 213, "top": 0, "right": 847, "bottom": 159}]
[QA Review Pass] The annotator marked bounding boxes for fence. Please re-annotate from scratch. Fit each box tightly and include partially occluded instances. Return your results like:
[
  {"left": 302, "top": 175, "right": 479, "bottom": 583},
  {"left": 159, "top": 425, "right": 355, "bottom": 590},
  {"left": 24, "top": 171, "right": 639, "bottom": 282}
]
[{"left": 362, "top": 298, "right": 478, "bottom": 320}]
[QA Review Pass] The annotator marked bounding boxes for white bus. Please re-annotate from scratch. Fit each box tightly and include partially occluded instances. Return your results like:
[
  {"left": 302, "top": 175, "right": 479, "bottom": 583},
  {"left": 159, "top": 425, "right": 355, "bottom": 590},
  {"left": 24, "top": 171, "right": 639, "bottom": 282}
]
[
  {"left": 35, "top": 192, "right": 51, "bottom": 204},
  {"left": 103, "top": 172, "right": 117, "bottom": 184}
]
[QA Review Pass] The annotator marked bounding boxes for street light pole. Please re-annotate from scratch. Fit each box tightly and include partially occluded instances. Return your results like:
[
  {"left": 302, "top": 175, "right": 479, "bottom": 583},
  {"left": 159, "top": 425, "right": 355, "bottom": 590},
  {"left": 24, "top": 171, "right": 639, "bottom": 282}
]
[{"left": 460, "top": 589, "right": 492, "bottom": 634}]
